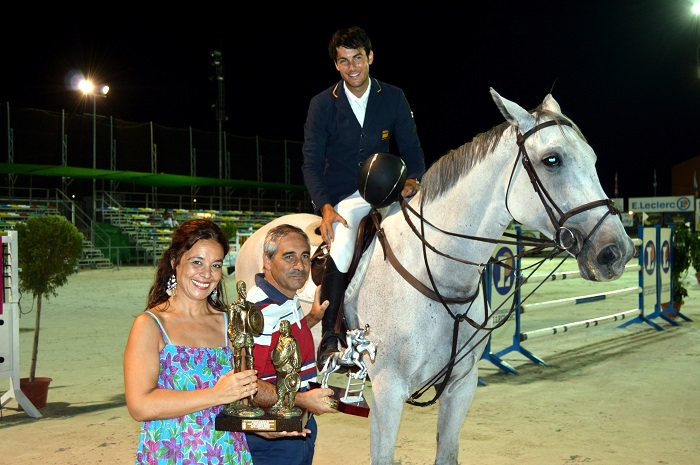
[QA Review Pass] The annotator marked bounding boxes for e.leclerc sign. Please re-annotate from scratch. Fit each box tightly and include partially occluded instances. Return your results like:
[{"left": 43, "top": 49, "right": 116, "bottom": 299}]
[{"left": 628, "top": 196, "right": 693, "bottom": 212}]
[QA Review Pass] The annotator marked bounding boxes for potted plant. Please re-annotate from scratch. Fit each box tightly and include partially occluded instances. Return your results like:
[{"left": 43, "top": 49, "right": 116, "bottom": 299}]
[
  {"left": 15, "top": 215, "right": 83, "bottom": 408},
  {"left": 689, "top": 227, "right": 700, "bottom": 283},
  {"left": 669, "top": 221, "right": 692, "bottom": 309}
]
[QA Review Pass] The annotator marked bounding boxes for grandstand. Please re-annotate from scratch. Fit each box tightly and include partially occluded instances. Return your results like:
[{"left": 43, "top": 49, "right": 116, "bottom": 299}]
[
  {"left": 100, "top": 205, "right": 287, "bottom": 265},
  {"left": 0, "top": 186, "right": 302, "bottom": 269},
  {"left": 0, "top": 104, "right": 314, "bottom": 268}
]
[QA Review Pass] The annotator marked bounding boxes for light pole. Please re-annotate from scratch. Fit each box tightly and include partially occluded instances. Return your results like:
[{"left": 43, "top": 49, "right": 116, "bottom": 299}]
[
  {"left": 78, "top": 79, "right": 109, "bottom": 226},
  {"left": 211, "top": 50, "right": 226, "bottom": 210},
  {"left": 694, "top": 2, "right": 700, "bottom": 78}
]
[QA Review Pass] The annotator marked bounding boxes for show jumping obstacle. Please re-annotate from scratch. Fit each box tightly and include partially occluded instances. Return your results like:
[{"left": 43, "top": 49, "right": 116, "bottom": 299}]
[
  {"left": 483, "top": 225, "right": 693, "bottom": 373},
  {"left": 0, "top": 231, "right": 42, "bottom": 417}
]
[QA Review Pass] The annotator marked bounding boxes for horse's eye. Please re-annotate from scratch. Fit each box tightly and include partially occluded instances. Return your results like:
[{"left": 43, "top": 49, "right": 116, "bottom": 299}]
[{"left": 542, "top": 154, "right": 560, "bottom": 167}]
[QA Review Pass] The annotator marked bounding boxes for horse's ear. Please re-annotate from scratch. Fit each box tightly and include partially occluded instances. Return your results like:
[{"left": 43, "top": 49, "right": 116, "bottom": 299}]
[
  {"left": 489, "top": 87, "right": 535, "bottom": 133},
  {"left": 541, "top": 93, "right": 562, "bottom": 114}
]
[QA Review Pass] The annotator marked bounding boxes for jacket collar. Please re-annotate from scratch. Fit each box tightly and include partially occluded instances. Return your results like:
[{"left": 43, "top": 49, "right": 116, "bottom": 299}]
[{"left": 332, "top": 77, "right": 382, "bottom": 99}]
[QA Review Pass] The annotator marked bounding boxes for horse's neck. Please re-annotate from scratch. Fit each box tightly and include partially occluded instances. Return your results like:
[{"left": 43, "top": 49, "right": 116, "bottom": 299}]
[
  {"left": 413, "top": 159, "right": 513, "bottom": 262},
  {"left": 377, "top": 141, "right": 515, "bottom": 294}
]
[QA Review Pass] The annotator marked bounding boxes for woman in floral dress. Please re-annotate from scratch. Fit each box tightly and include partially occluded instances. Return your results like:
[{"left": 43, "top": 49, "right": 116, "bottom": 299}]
[{"left": 124, "top": 219, "right": 257, "bottom": 464}]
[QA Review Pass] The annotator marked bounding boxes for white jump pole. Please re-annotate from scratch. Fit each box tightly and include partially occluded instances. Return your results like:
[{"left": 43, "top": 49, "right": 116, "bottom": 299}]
[{"left": 484, "top": 230, "right": 666, "bottom": 373}]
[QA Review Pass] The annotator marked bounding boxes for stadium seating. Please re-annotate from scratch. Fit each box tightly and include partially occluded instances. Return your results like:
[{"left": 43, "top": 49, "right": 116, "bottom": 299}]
[
  {"left": 0, "top": 203, "right": 61, "bottom": 235},
  {"left": 101, "top": 207, "right": 289, "bottom": 263}
]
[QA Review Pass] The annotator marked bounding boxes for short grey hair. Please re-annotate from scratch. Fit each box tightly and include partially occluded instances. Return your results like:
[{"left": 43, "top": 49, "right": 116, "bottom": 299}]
[{"left": 262, "top": 224, "right": 310, "bottom": 262}]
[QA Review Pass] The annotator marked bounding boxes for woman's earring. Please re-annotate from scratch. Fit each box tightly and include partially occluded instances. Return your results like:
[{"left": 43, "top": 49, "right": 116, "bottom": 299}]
[
  {"left": 166, "top": 274, "right": 177, "bottom": 296},
  {"left": 210, "top": 288, "right": 218, "bottom": 299}
]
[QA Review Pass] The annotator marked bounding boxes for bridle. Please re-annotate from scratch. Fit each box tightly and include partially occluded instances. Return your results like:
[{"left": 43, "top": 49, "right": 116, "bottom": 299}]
[
  {"left": 378, "top": 118, "right": 620, "bottom": 311},
  {"left": 510, "top": 118, "right": 620, "bottom": 255},
  {"left": 374, "top": 117, "right": 621, "bottom": 406}
]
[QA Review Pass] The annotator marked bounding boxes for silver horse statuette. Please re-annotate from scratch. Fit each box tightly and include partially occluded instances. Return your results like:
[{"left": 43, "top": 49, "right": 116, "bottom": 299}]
[{"left": 318, "top": 324, "right": 378, "bottom": 404}]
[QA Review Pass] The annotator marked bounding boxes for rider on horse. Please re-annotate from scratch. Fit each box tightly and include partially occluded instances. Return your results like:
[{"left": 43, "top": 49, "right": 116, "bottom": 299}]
[{"left": 301, "top": 27, "right": 425, "bottom": 371}]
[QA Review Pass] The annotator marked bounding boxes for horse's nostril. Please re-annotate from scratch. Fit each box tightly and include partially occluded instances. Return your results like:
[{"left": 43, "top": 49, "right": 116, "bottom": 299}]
[{"left": 598, "top": 245, "right": 619, "bottom": 266}]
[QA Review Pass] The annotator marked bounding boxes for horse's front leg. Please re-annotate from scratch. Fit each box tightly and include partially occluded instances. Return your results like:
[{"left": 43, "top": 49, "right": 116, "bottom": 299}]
[
  {"left": 351, "top": 358, "right": 367, "bottom": 378},
  {"left": 434, "top": 352, "right": 481, "bottom": 465},
  {"left": 368, "top": 367, "right": 410, "bottom": 465}
]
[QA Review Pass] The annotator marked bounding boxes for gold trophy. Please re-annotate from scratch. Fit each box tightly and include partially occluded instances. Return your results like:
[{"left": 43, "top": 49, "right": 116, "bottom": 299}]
[
  {"left": 267, "top": 319, "right": 302, "bottom": 418},
  {"left": 216, "top": 283, "right": 307, "bottom": 432},
  {"left": 223, "top": 281, "right": 264, "bottom": 418}
]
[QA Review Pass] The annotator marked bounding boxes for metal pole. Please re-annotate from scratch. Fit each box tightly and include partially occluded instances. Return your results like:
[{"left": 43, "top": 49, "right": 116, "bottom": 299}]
[
  {"left": 92, "top": 95, "right": 97, "bottom": 228},
  {"left": 219, "top": 119, "right": 222, "bottom": 210},
  {"left": 211, "top": 50, "right": 225, "bottom": 211}
]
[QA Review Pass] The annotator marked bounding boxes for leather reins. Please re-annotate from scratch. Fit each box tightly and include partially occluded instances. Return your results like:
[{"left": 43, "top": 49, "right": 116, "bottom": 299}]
[{"left": 373, "top": 118, "right": 621, "bottom": 406}]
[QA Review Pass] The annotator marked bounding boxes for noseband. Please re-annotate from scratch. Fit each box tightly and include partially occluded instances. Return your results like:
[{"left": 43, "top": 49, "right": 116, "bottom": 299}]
[{"left": 510, "top": 119, "right": 619, "bottom": 255}]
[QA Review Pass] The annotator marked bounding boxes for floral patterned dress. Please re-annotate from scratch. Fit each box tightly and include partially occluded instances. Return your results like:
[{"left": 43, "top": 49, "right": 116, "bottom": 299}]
[{"left": 135, "top": 311, "right": 253, "bottom": 465}]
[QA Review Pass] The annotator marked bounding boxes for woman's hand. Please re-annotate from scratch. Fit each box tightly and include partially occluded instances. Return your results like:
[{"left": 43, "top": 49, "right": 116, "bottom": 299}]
[{"left": 213, "top": 369, "right": 258, "bottom": 404}]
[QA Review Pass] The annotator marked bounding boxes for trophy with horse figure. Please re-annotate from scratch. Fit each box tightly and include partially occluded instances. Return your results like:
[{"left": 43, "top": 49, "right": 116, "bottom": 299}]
[{"left": 313, "top": 323, "right": 377, "bottom": 417}]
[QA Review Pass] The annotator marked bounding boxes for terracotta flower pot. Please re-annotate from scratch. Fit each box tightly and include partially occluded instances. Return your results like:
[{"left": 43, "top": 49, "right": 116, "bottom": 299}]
[
  {"left": 661, "top": 302, "right": 682, "bottom": 318},
  {"left": 19, "top": 377, "right": 53, "bottom": 409}
]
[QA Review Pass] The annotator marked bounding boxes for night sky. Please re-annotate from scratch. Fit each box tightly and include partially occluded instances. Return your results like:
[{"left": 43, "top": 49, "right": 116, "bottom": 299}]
[{"left": 2, "top": 1, "right": 699, "bottom": 198}]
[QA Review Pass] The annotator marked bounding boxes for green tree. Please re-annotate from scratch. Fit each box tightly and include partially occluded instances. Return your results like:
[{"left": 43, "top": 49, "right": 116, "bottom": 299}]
[
  {"left": 670, "top": 222, "right": 692, "bottom": 304},
  {"left": 16, "top": 215, "right": 83, "bottom": 382}
]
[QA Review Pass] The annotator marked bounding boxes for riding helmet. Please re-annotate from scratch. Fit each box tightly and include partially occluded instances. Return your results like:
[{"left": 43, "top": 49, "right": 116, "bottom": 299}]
[{"left": 357, "top": 152, "right": 407, "bottom": 208}]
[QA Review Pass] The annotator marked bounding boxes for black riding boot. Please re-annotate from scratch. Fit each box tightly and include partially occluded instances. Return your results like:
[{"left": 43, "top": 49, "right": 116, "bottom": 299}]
[{"left": 316, "top": 256, "right": 348, "bottom": 370}]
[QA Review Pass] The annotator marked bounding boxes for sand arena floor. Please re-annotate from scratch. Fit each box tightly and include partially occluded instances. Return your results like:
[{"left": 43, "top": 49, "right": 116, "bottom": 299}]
[{"left": 0, "top": 258, "right": 698, "bottom": 464}]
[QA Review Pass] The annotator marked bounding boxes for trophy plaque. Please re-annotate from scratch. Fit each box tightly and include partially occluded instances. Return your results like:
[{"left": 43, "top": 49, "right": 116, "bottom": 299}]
[{"left": 216, "top": 408, "right": 310, "bottom": 433}]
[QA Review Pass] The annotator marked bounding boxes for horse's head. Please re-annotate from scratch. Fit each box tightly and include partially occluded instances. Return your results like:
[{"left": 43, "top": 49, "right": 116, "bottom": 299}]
[{"left": 490, "top": 88, "right": 635, "bottom": 281}]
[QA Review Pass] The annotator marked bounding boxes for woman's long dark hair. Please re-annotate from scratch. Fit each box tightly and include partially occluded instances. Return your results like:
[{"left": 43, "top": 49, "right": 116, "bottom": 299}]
[{"left": 146, "top": 218, "right": 230, "bottom": 312}]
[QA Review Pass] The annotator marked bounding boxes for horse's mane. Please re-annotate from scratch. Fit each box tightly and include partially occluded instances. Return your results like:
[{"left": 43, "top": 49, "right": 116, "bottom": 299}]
[{"left": 420, "top": 106, "right": 584, "bottom": 203}]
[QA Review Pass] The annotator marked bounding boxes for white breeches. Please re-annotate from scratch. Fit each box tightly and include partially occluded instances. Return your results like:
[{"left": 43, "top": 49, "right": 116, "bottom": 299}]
[{"left": 330, "top": 190, "right": 372, "bottom": 273}]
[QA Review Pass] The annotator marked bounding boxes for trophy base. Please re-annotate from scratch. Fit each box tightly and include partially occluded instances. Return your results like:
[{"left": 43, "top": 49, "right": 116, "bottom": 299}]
[
  {"left": 216, "top": 409, "right": 309, "bottom": 432},
  {"left": 309, "top": 381, "right": 370, "bottom": 417},
  {"left": 223, "top": 403, "right": 265, "bottom": 418}
]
